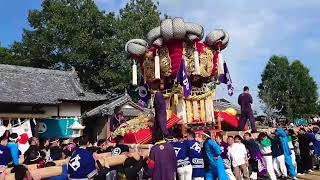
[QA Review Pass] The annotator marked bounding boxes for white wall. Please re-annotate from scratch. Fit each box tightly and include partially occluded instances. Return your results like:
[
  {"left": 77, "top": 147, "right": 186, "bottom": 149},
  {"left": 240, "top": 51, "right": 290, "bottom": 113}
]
[{"left": 59, "top": 103, "right": 81, "bottom": 117}]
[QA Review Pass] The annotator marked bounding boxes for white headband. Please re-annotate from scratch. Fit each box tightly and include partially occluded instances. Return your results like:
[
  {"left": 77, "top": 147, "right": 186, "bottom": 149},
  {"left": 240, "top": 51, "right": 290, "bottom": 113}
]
[
  {"left": 9, "top": 137, "right": 18, "bottom": 142},
  {"left": 30, "top": 152, "right": 41, "bottom": 162},
  {"left": 202, "top": 132, "right": 211, "bottom": 138}
]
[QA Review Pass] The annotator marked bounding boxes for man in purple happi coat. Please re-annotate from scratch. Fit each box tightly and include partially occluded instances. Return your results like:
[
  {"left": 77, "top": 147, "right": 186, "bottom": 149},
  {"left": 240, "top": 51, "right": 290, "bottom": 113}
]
[
  {"left": 238, "top": 86, "right": 257, "bottom": 133},
  {"left": 153, "top": 92, "right": 169, "bottom": 137},
  {"left": 147, "top": 132, "right": 177, "bottom": 180}
]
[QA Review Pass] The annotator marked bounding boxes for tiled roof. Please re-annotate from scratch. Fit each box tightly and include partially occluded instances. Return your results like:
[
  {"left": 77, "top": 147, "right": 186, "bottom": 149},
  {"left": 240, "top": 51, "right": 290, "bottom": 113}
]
[
  {"left": 84, "top": 93, "right": 152, "bottom": 117},
  {"left": 0, "top": 64, "right": 110, "bottom": 104}
]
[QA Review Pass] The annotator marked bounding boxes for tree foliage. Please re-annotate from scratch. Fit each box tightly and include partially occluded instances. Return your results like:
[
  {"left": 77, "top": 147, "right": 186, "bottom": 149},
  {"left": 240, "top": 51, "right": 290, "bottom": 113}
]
[
  {"left": 5, "top": 0, "right": 161, "bottom": 94},
  {"left": 0, "top": 45, "right": 14, "bottom": 64},
  {"left": 258, "top": 55, "right": 318, "bottom": 119},
  {"left": 289, "top": 60, "right": 319, "bottom": 117}
]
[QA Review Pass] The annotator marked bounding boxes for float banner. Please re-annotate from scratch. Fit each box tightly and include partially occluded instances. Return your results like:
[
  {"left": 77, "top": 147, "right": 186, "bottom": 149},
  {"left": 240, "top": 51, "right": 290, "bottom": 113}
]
[
  {"left": 177, "top": 59, "right": 191, "bottom": 97},
  {"left": 38, "top": 118, "right": 75, "bottom": 138},
  {"left": 138, "top": 75, "right": 150, "bottom": 108}
]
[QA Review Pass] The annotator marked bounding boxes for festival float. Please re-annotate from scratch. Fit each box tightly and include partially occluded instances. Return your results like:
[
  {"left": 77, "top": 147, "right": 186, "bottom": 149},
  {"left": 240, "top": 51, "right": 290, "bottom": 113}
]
[
  {"left": 3, "top": 17, "right": 239, "bottom": 179},
  {"left": 116, "top": 17, "right": 237, "bottom": 143}
]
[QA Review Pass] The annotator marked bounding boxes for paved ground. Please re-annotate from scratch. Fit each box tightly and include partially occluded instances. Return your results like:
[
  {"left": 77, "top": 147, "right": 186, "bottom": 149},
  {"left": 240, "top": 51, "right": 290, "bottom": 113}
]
[{"left": 297, "top": 171, "right": 320, "bottom": 180}]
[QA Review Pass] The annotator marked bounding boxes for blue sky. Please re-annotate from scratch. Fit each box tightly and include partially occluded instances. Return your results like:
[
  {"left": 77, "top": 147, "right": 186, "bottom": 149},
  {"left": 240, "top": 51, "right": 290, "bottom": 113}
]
[{"left": 1, "top": 0, "right": 320, "bottom": 112}]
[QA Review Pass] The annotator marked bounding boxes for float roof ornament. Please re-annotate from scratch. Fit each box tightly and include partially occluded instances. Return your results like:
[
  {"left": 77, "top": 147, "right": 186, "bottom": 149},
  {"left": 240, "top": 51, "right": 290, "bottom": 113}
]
[{"left": 125, "top": 17, "right": 230, "bottom": 90}]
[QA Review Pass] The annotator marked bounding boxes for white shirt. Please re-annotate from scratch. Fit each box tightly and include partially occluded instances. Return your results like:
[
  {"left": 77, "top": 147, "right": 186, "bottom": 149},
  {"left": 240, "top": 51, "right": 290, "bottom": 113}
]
[{"left": 228, "top": 142, "right": 247, "bottom": 167}]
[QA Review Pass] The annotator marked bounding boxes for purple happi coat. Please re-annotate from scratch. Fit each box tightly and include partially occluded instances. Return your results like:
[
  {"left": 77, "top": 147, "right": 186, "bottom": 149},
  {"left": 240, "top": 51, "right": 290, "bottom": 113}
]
[
  {"left": 219, "top": 141, "right": 229, "bottom": 160},
  {"left": 153, "top": 92, "right": 169, "bottom": 137},
  {"left": 244, "top": 139, "right": 267, "bottom": 176},
  {"left": 148, "top": 141, "right": 177, "bottom": 180}
]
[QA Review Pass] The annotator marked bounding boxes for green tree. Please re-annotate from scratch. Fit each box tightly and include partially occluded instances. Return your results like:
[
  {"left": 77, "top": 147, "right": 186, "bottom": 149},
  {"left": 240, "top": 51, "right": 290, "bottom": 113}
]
[
  {"left": 97, "top": 0, "right": 161, "bottom": 94},
  {"left": 0, "top": 45, "right": 13, "bottom": 64},
  {"left": 8, "top": 0, "right": 161, "bottom": 94},
  {"left": 289, "top": 60, "right": 318, "bottom": 118},
  {"left": 258, "top": 56, "right": 290, "bottom": 117},
  {"left": 317, "top": 101, "right": 320, "bottom": 116},
  {"left": 10, "top": 0, "right": 119, "bottom": 93},
  {"left": 258, "top": 55, "right": 319, "bottom": 120}
]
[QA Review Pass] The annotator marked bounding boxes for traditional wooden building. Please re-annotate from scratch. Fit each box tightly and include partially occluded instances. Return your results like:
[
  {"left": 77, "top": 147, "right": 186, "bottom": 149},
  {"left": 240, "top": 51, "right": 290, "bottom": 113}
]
[
  {"left": 0, "top": 64, "right": 112, "bottom": 138},
  {"left": 83, "top": 92, "right": 152, "bottom": 140}
]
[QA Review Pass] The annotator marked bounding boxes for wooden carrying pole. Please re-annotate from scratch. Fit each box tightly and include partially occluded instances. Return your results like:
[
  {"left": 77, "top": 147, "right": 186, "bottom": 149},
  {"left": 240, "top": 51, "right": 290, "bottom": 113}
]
[
  {"left": 5, "top": 166, "right": 63, "bottom": 180},
  {"left": 4, "top": 146, "right": 151, "bottom": 180}
]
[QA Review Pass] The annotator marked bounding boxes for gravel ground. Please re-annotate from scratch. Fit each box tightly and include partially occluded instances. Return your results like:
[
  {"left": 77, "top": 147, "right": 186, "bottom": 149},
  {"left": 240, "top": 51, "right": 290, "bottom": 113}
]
[{"left": 297, "top": 171, "right": 320, "bottom": 180}]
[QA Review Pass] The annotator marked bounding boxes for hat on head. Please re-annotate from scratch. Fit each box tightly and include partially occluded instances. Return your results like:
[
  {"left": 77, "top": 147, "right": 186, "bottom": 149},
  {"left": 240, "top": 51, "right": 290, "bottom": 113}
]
[
  {"left": 9, "top": 133, "right": 19, "bottom": 142},
  {"left": 202, "top": 131, "right": 211, "bottom": 138}
]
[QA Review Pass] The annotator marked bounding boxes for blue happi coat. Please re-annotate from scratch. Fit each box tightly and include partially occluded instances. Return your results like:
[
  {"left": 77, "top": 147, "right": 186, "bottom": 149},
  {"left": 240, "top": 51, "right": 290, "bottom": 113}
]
[
  {"left": 203, "top": 139, "right": 228, "bottom": 180},
  {"left": 68, "top": 148, "right": 97, "bottom": 179},
  {"left": 187, "top": 140, "right": 205, "bottom": 178},
  {"left": 276, "top": 128, "right": 296, "bottom": 178}
]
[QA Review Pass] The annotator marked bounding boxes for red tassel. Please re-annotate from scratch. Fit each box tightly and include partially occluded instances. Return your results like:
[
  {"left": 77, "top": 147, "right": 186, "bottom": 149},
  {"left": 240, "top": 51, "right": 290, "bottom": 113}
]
[
  {"left": 212, "top": 51, "right": 219, "bottom": 80},
  {"left": 212, "top": 41, "right": 222, "bottom": 80},
  {"left": 195, "top": 41, "right": 205, "bottom": 54},
  {"left": 167, "top": 40, "right": 183, "bottom": 76}
]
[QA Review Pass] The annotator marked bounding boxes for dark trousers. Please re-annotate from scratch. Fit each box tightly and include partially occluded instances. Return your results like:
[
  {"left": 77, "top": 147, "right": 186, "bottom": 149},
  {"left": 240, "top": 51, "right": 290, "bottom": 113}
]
[
  {"left": 301, "top": 154, "right": 313, "bottom": 172},
  {"left": 296, "top": 155, "right": 303, "bottom": 174},
  {"left": 239, "top": 110, "right": 257, "bottom": 132}
]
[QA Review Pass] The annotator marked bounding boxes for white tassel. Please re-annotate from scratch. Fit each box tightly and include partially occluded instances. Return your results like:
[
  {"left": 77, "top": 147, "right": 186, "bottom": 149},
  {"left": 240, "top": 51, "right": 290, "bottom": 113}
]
[
  {"left": 154, "top": 51, "right": 160, "bottom": 79},
  {"left": 217, "top": 52, "right": 225, "bottom": 76},
  {"left": 192, "top": 101, "right": 199, "bottom": 122},
  {"left": 205, "top": 96, "right": 213, "bottom": 123},
  {"left": 132, "top": 60, "right": 137, "bottom": 86},
  {"left": 176, "top": 99, "right": 187, "bottom": 124},
  {"left": 194, "top": 49, "right": 200, "bottom": 75}
]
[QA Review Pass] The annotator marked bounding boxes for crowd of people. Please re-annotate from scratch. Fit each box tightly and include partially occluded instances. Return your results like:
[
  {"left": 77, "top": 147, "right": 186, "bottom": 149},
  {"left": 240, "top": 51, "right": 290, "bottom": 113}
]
[{"left": 0, "top": 125, "right": 320, "bottom": 180}]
